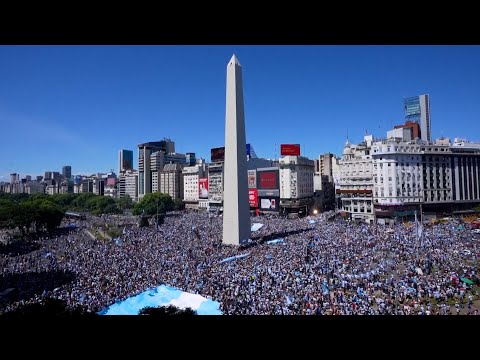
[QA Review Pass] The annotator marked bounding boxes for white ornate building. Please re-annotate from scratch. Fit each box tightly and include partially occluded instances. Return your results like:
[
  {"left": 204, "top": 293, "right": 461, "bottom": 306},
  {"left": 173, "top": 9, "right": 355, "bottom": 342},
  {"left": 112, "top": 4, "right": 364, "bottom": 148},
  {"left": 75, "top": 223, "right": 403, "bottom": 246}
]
[{"left": 337, "top": 136, "right": 374, "bottom": 223}]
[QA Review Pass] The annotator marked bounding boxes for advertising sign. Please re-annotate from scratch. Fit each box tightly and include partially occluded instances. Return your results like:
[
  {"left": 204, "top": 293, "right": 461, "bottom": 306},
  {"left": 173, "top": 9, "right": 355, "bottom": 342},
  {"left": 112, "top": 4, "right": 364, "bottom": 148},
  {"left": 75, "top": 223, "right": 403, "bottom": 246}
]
[
  {"left": 106, "top": 177, "right": 116, "bottom": 187},
  {"left": 257, "top": 170, "right": 278, "bottom": 189},
  {"left": 248, "top": 189, "right": 258, "bottom": 207},
  {"left": 259, "top": 197, "right": 280, "bottom": 212},
  {"left": 280, "top": 144, "right": 301, "bottom": 156},
  {"left": 199, "top": 178, "right": 209, "bottom": 199},
  {"left": 248, "top": 170, "right": 257, "bottom": 189},
  {"left": 211, "top": 144, "right": 252, "bottom": 162},
  {"left": 211, "top": 147, "right": 225, "bottom": 162}
]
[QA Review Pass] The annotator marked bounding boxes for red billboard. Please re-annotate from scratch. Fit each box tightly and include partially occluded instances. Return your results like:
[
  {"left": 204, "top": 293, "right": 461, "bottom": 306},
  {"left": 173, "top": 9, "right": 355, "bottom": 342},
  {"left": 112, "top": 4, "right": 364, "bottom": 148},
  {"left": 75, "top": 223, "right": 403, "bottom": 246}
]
[
  {"left": 248, "top": 189, "right": 258, "bottom": 207},
  {"left": 106, "top": 177, "right": 116, "bottom": 187},
  {"left": 258, "top": 170, "right": 278, "bottom": 189},
  {"left": 199, "top": 178, "right": 208, "bottom": 199},
  {"left": 281, "top": 144, "right": 301, "bottom": 156}
]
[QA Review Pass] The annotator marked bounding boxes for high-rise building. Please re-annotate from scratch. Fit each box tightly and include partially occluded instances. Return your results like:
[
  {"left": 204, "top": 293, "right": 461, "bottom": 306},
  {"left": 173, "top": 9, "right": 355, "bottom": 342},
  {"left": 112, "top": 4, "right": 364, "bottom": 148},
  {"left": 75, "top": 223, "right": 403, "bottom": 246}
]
[
  {"left": 183, "top": 162, "right": 206, "bottom": 209},
  {"left": 138, "top": 140, "right": 186, "bottom": 199},
  {"left": 138, "top": 142, "right": 166, "bottom": 199},
  {"left": 185, "top": 152, "right": 196, "bottom": 166},
  {"left": 44, "top": 171, "right": 53, "bottom": 180},
  {"left": 160, "top": 163, "right": 184, "bottom": 200},
  {"left": 118, "top": 149, "right": 134, "bottom": 174},
  {"left": 10, "top": 173, "right": 19, "bottom": 183},
  {"left": 404, "top": 94, "right": 431, "bottom": 142},
  {"left": 62, "top": 166, "right": 72, "bottom": 180},
  {"left": 124, "top": 171, "right": 138, "bottom": 202},
  {"left": 279, "top": 156, "right": 315, "bottom": 214}
]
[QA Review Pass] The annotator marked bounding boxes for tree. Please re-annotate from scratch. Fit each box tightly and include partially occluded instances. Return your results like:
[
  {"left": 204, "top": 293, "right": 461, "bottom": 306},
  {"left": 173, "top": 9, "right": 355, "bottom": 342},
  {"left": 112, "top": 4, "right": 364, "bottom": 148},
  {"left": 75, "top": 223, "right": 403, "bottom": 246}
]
[
  {"left": 71, "top": 193, "right": 97, "bottom": 211},
  {"left": 104, "top": 203, "right": 122, "bottom": 214},
  {"left": 133, "top": 192, "right": 174, "bottom": 216},
  {"left": 174, "top": 198, "right": 185, "bottom": 211},
  {"left": 117, "top": 194, "right": 133, "bottom": 211},
  {"left": 0, "top": 199, "right": 15, "bottom": 229},
  {"left": 138, "top": 305, "right": 197, "bottom": 316},
  {"left": 36, "top": 201, "right": 64, "bottom": 232},
  {"left": 51, "top": 193, "right": 76, "bottom": 211}
]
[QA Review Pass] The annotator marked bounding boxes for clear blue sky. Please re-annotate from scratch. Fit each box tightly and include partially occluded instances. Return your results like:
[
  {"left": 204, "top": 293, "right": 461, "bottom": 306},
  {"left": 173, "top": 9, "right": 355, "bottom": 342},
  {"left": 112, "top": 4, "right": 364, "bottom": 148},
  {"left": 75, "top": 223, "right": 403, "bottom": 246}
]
[{"left": 1, "top": 45, "right": 480, "bottom": 180}]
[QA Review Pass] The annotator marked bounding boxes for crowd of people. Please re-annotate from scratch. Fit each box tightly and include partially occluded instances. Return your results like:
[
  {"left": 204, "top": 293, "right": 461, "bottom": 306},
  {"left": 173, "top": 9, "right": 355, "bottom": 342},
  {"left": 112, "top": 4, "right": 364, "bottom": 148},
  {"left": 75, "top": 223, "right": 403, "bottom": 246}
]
[{"left": 1, "top": 210, "right": 479, "bottom": 315}]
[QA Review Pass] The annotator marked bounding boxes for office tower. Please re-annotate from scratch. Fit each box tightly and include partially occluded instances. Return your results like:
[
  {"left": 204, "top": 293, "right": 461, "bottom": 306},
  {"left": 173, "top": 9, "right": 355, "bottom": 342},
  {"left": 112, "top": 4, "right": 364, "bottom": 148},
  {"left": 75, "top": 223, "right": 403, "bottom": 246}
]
[
  {"left": 62, "top": 166, "right": 72, "bottom": 180},
  {"left": 404, "top": 94, "right": 431, "bottom": 142},
  {"left": 118, "top": 149, "right": 134, "bottom": 174}
]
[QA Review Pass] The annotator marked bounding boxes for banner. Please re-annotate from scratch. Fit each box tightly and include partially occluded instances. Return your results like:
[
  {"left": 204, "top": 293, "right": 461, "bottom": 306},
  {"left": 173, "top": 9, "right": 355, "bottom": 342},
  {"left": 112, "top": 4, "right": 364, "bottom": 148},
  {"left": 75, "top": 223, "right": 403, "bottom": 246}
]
[
  {"left": 249, "top": 189, "right": 258, "bottom": 207},
  {"left": 199, "top": 178, "right": 209, "bottom": 199},
  {"left": 248, "top": 170, "right": 257, "bottom": 188}
]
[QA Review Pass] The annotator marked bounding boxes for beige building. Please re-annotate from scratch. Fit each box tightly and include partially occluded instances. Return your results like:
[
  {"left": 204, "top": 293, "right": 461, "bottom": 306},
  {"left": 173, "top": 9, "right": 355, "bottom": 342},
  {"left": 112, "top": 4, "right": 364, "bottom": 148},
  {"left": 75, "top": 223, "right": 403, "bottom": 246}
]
[
  {"left": 124, "top": 171, "right": 138, "bottom": 202},
  {"left": 182, "top": 162, "right": 206, "bottom": 209},
  {"left": 279, "top": 155, "right": 315, "bottom": 213},
  {"left": 160, "top": 163, "right": 183, "bottom": 200}
]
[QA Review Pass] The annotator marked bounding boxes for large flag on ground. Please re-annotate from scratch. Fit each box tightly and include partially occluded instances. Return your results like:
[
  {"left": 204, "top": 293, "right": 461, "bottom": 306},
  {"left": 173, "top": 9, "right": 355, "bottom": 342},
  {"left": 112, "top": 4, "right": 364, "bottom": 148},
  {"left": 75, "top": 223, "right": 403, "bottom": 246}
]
[{"left": 99, "top": 285, "right": 222, "bottom": 315}]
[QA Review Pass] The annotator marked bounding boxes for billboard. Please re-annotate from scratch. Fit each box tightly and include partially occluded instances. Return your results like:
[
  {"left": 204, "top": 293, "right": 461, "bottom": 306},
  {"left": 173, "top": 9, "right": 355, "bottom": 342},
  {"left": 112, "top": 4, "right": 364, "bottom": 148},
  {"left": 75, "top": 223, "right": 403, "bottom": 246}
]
[
  {"left": 106, "top": 177, "right": 116, "bottom": 187},
  {"left": 248, "top": 170, "right": 257, "bottom": 189},
  {"left": 199, "top": 178, "right": 209, "bottom": 199},
  {"left": 211, "top": 147, "right": 225, "bottom": 162},
  {"left": 257, "top": 170, "right": 279, "bottom": 190},
  {"left": 280, "top": 144, "right": 301, "bottom": 156},
  {"left": 259, "top": 197, "right": 280, "bottom": 212},
  {"left": 248, "top": 189, "right": 258, "bottom": 207},
  {"left": 211, "top": 144, "right": 252, "bottom": 162}
]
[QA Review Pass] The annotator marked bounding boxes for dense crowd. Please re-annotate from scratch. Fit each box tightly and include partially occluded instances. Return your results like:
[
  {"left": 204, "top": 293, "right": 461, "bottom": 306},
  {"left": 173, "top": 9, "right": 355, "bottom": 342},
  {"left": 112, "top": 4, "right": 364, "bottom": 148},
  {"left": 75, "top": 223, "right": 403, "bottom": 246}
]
[{"left": 1, "top": 210, "right": 479, "bottom": 315}]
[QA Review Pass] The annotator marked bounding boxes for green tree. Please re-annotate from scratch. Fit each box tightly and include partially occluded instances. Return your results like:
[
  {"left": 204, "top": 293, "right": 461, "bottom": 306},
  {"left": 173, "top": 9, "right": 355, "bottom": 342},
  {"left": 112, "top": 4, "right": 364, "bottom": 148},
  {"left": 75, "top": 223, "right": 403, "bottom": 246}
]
[
  {"left": 50, "top": 193, "right": 76, "bottom": 211},
  {"left": 174, "top": 198, "right": 185, "bottom": 211},
  {"left": 71, "top": 193, "right": 97, "bottom": 211},
  {"left": 117, "top": 194, "right": 134, "bottom": 211},
  {"left": 37, "top": 202, "right": 64, "bottom": 232},
  {"left": 133, "top": 192, "right": 174, "bottom": 216},
  {"left": 104, "top": 203, "right": 121, "bottom": 214},
  {"left": 0, "top": 198, "right": 15, "bottom": 229}
]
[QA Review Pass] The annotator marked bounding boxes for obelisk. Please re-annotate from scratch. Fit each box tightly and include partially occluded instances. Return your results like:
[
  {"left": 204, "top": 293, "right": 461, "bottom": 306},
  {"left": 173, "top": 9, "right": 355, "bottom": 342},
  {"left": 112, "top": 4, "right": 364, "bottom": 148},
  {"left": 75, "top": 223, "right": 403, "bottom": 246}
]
[{"left": 222, "top": 54, "right": 251, "bottom": 246}]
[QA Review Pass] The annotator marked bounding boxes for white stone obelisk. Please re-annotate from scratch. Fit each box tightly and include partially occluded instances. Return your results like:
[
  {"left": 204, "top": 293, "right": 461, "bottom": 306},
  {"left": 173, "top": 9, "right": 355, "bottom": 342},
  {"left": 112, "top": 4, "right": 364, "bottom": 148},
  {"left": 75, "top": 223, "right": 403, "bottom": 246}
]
[{"left": 222, "top": 54, "right": 251, "bottom": 246}]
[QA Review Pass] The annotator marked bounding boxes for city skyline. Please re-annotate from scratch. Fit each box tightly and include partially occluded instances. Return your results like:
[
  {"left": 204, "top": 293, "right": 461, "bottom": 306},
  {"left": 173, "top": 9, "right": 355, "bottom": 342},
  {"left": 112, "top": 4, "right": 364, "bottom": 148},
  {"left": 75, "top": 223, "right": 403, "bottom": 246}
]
[{"left": 1, "top": 45, "right": 480, "bottom": 179}]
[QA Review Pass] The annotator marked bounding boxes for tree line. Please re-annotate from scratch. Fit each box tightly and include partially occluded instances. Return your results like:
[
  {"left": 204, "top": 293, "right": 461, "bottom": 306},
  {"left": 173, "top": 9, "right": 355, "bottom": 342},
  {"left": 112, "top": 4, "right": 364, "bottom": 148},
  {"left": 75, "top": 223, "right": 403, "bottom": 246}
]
[{"left": 0, "top": 191, "right": 184, "bottom": 236}]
